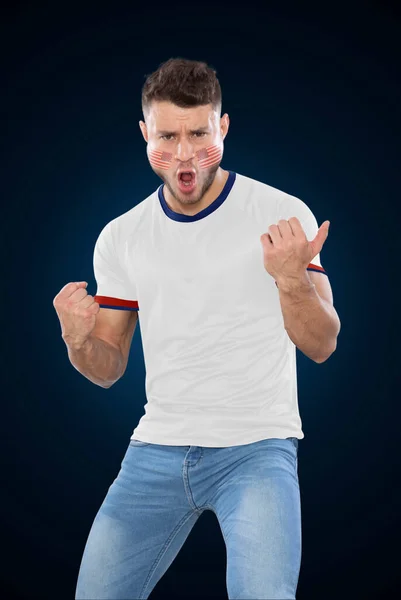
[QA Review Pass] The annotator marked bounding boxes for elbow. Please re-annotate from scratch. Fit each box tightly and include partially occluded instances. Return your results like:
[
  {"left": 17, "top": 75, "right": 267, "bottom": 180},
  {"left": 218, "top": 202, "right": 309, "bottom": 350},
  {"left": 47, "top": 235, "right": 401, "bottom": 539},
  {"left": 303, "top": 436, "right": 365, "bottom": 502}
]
[
  {"left": 314, "top": 355, "right": 330, "bottom": 364},
  {"left": 313, "top": 340, "right": 338, "bottom": 363},
  {"left": 100, "top": 367, "right": 126, "bottom": 389},
  {"left": 314, "top": 318, "right": 341, "bottom": 364},
  {"left": 99, "top": 379, "right": 117, "bottom": 389},
  {"left": 100, "top": 373, "right": 124, "bottom": 388}
]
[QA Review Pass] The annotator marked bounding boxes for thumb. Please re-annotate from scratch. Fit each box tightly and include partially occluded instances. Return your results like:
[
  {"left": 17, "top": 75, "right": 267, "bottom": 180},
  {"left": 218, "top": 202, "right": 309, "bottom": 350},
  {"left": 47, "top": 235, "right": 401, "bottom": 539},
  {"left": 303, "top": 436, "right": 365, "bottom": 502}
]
[
  {"left": 75, "top": 281, "right": 88, "bottom": 287},
  {"left": 310, "top": 221, "right": 330, "bottom": 256}
]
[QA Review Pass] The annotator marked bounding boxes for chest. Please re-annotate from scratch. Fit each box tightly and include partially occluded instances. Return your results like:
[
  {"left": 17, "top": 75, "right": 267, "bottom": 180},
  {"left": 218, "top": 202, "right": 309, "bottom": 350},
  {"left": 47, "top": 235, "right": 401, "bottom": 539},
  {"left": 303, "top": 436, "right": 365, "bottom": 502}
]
[{"left": 128, "top": 219, "right": 278, "bottom": 316}]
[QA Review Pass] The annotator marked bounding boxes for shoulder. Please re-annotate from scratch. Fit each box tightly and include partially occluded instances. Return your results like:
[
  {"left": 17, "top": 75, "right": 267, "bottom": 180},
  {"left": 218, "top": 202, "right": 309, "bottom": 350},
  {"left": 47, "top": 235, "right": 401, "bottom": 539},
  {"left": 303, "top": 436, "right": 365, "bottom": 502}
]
[
  {"left": 235, "top": 173, "right": 314, "bottom": 215},
  {"left": 234, "top": 172, "right": 292, "bottom": 219},
  {"left": 235, "top": 172, "right": 290, "bottom": 202},
  {"left": 277, "top": 192, "right": 317, "bottom": 222},
  {"left": 233, "top": 173, "right": 320, "bottom": 225},
  {"left": 100, "top": 188, "right": 158, "bottom": 246}
]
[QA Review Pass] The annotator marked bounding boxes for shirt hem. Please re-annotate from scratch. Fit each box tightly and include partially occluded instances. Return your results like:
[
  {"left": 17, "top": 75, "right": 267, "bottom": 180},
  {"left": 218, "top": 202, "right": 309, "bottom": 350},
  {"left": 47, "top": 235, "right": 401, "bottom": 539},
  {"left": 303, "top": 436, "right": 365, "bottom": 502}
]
[{"left": 129, "top": 429, "right": 304, "bottom": 447}]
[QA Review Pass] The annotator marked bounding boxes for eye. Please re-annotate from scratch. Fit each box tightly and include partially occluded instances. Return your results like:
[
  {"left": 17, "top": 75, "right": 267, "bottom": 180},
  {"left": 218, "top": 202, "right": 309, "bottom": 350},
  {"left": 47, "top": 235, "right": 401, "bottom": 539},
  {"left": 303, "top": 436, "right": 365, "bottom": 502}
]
[{"left": 160, "top": 132, "right": 207, "bottom": 141}]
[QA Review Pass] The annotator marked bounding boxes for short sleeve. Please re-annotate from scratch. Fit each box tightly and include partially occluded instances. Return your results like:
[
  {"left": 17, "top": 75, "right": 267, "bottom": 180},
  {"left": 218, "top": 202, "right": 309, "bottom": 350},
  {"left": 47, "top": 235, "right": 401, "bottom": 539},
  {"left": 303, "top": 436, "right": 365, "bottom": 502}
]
[
  {"left": 93, "top": 221, "right": 139, "bottom": 311},
  {"left": 278, "top": 195, "right": 328, "bottom": 276}
]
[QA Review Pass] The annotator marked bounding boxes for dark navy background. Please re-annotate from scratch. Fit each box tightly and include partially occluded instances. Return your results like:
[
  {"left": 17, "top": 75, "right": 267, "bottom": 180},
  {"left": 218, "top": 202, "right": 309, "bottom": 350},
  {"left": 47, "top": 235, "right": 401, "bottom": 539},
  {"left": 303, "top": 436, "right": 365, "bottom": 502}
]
[{"left": 2, "top": 2, "right": 400, "bottom": 598}]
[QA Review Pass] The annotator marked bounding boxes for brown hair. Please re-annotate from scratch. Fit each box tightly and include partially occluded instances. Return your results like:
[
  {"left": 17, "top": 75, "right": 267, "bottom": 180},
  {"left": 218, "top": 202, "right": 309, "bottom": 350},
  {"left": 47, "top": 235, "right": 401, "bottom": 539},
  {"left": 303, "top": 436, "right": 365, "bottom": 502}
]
[{"left": 141, "top": 57, "right": 222, "bottom": 119}]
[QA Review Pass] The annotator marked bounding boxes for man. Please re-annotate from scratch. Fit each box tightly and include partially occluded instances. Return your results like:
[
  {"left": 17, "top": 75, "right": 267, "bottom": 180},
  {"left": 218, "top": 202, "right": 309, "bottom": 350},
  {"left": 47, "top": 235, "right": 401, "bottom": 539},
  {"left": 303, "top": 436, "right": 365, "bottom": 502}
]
[{"left": 54, "top": 57, "right": 341, "bottom": 599}]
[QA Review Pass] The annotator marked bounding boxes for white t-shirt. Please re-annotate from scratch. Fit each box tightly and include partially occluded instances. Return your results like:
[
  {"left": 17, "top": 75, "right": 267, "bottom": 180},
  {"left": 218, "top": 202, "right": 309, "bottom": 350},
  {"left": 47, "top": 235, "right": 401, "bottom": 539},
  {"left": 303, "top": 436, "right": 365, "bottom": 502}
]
[{"left": 93, "top": 171, "right": 327, "bottom": 447}]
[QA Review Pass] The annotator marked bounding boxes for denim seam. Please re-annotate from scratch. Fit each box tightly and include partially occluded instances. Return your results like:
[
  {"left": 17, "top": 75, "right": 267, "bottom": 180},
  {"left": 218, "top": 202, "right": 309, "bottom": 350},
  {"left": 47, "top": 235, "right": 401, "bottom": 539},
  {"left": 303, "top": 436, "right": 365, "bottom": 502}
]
[
  {"left": 182, "top": 452, "right": 205, "bottom": 514},
  {"left": 139, "top": 509, "right": 198, "bottom": 599}
]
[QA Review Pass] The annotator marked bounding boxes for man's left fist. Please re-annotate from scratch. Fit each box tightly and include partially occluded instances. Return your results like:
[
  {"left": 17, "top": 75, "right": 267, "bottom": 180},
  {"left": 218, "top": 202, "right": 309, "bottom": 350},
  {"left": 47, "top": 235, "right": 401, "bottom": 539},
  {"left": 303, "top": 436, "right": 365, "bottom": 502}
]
[{"left": 260, "top": 217, "right": 330, "bottom": 281}]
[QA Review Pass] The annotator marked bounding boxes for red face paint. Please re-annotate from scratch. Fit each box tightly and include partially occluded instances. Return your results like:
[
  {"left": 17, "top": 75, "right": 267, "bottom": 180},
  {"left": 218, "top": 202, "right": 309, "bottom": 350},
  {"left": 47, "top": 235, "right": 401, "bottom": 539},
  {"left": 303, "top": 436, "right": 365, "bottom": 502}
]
[
  {"left": 148, "top": 149, "right": 173, "bottom": 170},
  {"left": 195, "top": 144, "right": 222, "bottom": 169}
]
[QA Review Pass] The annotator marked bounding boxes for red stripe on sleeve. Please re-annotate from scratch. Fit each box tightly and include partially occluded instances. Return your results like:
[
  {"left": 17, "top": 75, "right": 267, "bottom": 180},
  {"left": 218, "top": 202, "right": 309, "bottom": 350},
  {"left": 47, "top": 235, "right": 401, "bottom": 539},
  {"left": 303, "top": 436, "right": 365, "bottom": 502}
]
[
  {"left": 307, "top": 263, "right": 325, "bottom": 272},
  {"left": 94, "top": 296, "right": 139, "bottom": 309}
]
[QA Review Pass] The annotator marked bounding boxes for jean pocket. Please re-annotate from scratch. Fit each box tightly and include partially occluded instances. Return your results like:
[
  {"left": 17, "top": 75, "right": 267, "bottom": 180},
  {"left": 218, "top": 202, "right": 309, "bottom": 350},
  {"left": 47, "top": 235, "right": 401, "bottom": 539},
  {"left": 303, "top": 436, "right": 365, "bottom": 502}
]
[{"left": 129, "top": 439, "right": 151, "bottom": 447}]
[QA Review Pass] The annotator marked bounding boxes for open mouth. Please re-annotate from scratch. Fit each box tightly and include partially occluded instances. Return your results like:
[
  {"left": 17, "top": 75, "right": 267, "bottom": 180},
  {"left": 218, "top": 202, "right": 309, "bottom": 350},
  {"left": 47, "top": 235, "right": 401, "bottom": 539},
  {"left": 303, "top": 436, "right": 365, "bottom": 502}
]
[{"left": 177, "top": 171, "right": 196, "bottom": 192}]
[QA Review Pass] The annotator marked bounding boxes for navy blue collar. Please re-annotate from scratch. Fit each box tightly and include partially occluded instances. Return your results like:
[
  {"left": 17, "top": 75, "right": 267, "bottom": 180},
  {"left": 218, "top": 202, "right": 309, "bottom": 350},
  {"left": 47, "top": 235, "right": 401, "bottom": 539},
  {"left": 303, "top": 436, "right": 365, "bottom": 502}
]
[{"left": 158, "top": 171, "right": 236, "bottom": 222}]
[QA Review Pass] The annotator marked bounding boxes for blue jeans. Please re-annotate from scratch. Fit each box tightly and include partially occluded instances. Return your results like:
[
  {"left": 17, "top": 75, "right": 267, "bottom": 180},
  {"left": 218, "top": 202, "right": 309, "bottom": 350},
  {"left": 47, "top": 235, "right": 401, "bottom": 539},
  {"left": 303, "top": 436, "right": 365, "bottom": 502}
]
[{"left": 75, "top": 437, "right": 301, "bottom": 599}]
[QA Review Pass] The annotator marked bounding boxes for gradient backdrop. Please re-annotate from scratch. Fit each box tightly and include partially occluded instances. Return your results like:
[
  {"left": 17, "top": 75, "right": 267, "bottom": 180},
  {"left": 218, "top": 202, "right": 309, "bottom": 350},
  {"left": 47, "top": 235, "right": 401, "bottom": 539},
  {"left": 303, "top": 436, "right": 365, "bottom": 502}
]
[{"left": 2, "top": 2, "right": 400, "bottom": 599}]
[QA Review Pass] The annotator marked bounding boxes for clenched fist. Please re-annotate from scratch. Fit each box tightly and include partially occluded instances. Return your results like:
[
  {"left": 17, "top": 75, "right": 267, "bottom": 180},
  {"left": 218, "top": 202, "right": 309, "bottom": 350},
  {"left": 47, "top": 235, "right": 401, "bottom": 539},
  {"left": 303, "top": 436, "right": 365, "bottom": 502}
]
[{"left": 53, "top": 281, "right": 100, "bottom": 350}]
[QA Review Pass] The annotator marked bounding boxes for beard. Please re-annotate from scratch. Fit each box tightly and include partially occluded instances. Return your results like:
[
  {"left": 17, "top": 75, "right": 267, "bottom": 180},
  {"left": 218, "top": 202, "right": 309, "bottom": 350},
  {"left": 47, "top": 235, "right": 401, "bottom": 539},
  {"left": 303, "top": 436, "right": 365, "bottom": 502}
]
[{"left": 153, "top": 161, "right": 221, "bottom": 207}]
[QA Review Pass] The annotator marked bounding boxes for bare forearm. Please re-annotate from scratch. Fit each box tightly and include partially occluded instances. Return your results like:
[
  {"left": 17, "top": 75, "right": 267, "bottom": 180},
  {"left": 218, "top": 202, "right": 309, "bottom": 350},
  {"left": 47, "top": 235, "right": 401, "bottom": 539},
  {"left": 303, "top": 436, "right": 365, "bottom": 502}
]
[
  {"left": 276, "top": 271, "right": 341, "bottom": 362},
  {"left": 64, "top": 335, "right": 124, "bottom": 388}
]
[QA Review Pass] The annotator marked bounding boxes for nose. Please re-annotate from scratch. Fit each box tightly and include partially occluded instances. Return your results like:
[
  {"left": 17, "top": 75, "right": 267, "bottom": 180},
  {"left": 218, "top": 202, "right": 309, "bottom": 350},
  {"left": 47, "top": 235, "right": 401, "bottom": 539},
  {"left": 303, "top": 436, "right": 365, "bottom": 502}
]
[{"left": 174, "top": 139, "right": 195, "bottom": 163}]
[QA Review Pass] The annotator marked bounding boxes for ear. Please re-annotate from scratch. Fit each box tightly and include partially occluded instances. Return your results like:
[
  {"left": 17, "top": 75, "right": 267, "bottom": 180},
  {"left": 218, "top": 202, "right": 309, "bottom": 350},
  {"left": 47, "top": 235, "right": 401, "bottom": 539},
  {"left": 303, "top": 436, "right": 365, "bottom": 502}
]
[
  {"left": 139, "top": 120, "right": 148, "bottom": 143},
  {"left": 221, "top": 113, "right": 229, "bottom": 140}
]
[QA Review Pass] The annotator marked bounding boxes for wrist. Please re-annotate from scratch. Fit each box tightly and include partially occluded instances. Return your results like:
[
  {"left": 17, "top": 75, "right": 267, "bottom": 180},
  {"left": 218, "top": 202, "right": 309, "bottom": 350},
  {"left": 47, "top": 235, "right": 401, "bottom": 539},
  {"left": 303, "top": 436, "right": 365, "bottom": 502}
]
[
  {"left": 276, "top": 271, "right": 315, "bottom": 294},
  {"left": 63, "top": 334, "right": 92, "bottom": 353}
]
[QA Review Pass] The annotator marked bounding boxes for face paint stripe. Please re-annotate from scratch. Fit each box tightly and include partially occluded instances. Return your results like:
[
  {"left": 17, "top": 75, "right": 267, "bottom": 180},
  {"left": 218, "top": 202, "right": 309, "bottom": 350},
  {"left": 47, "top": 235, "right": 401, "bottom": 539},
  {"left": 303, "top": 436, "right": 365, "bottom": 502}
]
[
  {"left": 149, "top": 150, "right": 173, "bottom": 161},
  {"left": 149, "top": 143, "right": 221, "bottom": 172},
  {"left": 149, "top": 149, "right": 173, "bottom": 170},
  {"left": 199, "top": 150, "right": 221, "bottom": 161},
  {"left": 150, "top": 162, "right": 170, "bottom": 170},
  {"left": 196, "top": 144, "right": 222, "bottom": 169},
  {"left": 199, "top": 148, "right": 221, "bottom": 157},
  {"left": 199, "top": 159, "right": 220, "bottom": 168},
  {"left": 200, "top": 155, "right": 221, "bottom": 164},
  {"left": 196, "top": 145, "right": 220, "bottom": 157},
  {"left": 149, "top": 160, "right": 171, "bottom": 169},
  {"left": 198, "top": 145, "right": 221, "bottom": 169}
]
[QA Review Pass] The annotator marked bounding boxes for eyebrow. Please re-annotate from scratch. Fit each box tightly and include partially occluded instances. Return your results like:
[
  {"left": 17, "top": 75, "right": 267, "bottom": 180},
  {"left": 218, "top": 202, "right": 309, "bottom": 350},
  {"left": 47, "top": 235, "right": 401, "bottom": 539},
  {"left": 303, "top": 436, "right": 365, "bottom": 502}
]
[{"left": 156, "top": 126, "right": 210, "bottom": 135}]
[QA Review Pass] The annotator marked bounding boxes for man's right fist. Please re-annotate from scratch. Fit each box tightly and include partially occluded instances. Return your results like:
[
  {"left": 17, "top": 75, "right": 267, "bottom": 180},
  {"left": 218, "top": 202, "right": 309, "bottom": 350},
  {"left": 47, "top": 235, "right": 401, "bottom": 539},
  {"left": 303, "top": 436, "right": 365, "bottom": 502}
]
[{"left": 53, "top": 281, "right": 100, "bottom": 350}]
